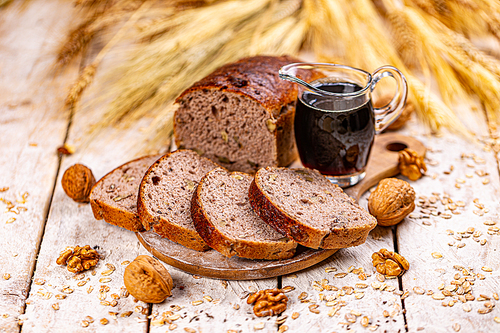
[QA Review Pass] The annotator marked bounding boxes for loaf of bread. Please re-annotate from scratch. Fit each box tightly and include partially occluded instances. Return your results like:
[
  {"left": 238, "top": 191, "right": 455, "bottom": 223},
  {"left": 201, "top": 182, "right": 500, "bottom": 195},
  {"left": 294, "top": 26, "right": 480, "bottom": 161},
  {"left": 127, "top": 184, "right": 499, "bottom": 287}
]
[
  {"left": 90, "top": 155, "right": 160, "bottom": 232},
  {"left": 191, "top": 168, "right": 297, "bottom": 260},
  {"left": 174, "top": 55, "right": 316, "bottom": 174},
  {"left": 249, "top": 167, "right": 377, "bottom": 249},
  {"left": 137, "top": 149, "right": 219, "bottom": 251}
]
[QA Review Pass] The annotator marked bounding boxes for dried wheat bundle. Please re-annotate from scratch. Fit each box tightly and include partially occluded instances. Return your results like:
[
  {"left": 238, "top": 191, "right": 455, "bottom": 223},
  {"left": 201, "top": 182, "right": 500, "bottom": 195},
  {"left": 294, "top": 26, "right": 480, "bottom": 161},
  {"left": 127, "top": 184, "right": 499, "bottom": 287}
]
[{"left": 57, "top": 0, "right": 500, "bottom": 147}]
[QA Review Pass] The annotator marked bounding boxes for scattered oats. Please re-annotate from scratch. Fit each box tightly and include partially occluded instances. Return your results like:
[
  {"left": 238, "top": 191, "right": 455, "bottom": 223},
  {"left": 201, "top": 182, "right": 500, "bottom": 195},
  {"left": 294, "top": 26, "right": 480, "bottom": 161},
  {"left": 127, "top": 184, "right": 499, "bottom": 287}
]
[
  {"left": 480, "top": 239, "right": 487, "bottom": 245},
  {"left": 81, "top": 320, "right": 89, "bottom": 327},
  {"left": 254, "top": 322, "right": 265, "bottom": 330},
  {"left": 355, "top": 283, "right": 368, "bottom": 289},
  {"left": 493, "top": 293, "right": 499, "bottom": 301},
  {"left": 233, "top": 304, "right": 239, "bottom": 310},
  {"left": 278, "top": 325, "right": 288, "bottom": 333},
  {"left": 298, "top": 292, "right": 308, "bottom": 300},
  {"left": 309, "top": 304, "right": 320, "bottom": 314},
  {"left": 328, "top": 306, "right": 340, "bottom": 317},
  {"left": 192, "top": 300, "right": 203, "bottom": 306},
  {"left": 108, "top": 312, "right": 118, "bottom": 319},
  {"left": 462, "top": 304, "right": 472, "bottom": 312},
  {"left": 482, "top": 267, "right": 493, "bottom": 272},
  {"left": 169, "top": 323, "right": 178, "bottom": 330},
  {"left": 282, "top": 286, "right": 295, "bottom": 293},
  {"left": 483, "top": 178, "right": 490, "bottom": 185},
  {"left": 275, "top": 315, "right": 288, "bottom": 325},
  {"left": 248, "top": 285, "right": 257, "bottom": 293},
  {"left": 192, "top": 275, "right": 202, "bottom": 279},
  {"left": 457, "top": 243, "right": 466, "bottom": 248},
  {"left": 355, "top": 292, "right": 365, "bottom": 299},
  {"left": 376, "top": 274, "right": 385, "bottom": 282},
  {"left": 345, "top": 313, "right": 356, "bottom": 323},
  {"left": 3, "top": 273, "right": 11, "bottom": 280},
  {"left": 184, "top": 328, "right": 196, "bottom": 333},
  {"left": 99, "top": 278, "right": 111, "bottom": 283},
  {"left": 121, "top": 311, "right": 133, "bottom": 318},
  {"left": 203, "top": 295, "right": 213, "bottom": 302},
  {"left": 371, "top": 281, "right": 381, "bottom": 289},
  {"left": 100, "top": 301, "right": 111, "bottom": 306},
  {"left": 291, "top": 312, "right": 299, "bottom": 320},
  {"left": 101, "top": 270, "right": 114, "bottom": 276},
  {"left": 478, "top": 308, "right": 493, "bottom": 314},
  {"left": 168, "top": 314, "right": 181, "bottom": 321},
  {"left": 110, "top": 300, "right": 118, "bottom": 307},
  {"left": 432, "top": 294, "right": 445, "bottom": 300},
  {"left": 77, "top": 280, "right": 87, "bottom": 287},
  {"left": 431, "top": 252, "right": 443, "bottom": 259},
  {"left": 87, "top": 286, "right": 94, "bottom": 294},
  {"left": 62, "top": 287, "right": 73, "bottom": 294},
  {"left": 5, "top": 217, "right": 15, "bottom": 224},
  {"left": 494, "top": 317, "right": 500, "bottom": 324},
  {"left": 413, "top": 287, "right": 425, "bottom": 295},
  {"left": 121, "top": 261, "right": 130, "bottom": 266},
  {"left": 383, "top": 310, "right": 390, "bottom": 317},
  {"left": 452, "top": 323, "right": 461, "bottom": 332},
  {"left": 484, "top": 220, "right": 497, "bottom": 226},
  {"left": 52, "top": 303, "right": 59, "bottom": 311},
  {"left": 55, "top": 294, "right": 66, "bottom": 300},
  {"left": 334, "top": 273, "right": 347, "bottom": 278},
  {"left": 456, "top": 178, "right": 465, "bottom": 184}
]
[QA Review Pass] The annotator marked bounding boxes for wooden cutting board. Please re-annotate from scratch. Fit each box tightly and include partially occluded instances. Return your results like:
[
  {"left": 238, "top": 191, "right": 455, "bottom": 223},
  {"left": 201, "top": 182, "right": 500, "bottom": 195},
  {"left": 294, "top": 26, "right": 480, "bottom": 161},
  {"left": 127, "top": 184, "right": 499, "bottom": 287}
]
[{"left": 137, "top": 132, "right": 426, "bottom": 280}]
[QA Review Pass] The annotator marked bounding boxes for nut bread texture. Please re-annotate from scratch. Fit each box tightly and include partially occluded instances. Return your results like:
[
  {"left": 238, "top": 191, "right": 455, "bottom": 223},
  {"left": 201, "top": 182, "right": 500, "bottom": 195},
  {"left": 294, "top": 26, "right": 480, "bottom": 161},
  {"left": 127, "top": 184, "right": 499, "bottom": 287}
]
[
  {"left": 138, "top": 149, "right": 219, "bottom": 251},
  {"left": 174, "top": 55, "right": 317, "bottom": 173},
  {"left": 90, "top": 155, "right": 160, "bottom": 232},
  {"left": 191, "top": 168, "right": 296, "bottom": 260},
  {"left": 248, "top": 167, "right": 377, "bottom": 249}
]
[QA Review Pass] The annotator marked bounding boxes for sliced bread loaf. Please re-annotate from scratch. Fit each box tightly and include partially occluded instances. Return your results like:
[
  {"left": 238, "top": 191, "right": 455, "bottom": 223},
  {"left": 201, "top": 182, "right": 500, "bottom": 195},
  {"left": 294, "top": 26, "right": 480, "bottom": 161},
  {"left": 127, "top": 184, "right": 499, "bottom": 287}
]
[
  {"left": 191, "top": 168, "right": 297, "bottom": 260},
  {"left": 138, "top": 149, "right": 219, "bottom": 251},
  {"left": 174, "top": 55, "right": 319, "bottom": 173},
  {"left": 90, "top": 155, "right": 160, "bottom": 232},
  {"left": 248, "top": 167, "right": 377, "bottom": 249}
]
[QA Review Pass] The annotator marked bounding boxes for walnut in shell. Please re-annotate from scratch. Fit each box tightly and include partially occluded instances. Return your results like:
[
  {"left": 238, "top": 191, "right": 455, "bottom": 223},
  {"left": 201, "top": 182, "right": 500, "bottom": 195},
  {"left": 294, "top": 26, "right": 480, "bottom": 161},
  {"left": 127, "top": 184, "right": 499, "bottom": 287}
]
[
  {"left": 61, "top": 164, "right": 96, "bottom": 203},
  {"left": 368, "top": 178, "right": 415, "bottom": 226},
  {"left": 124, "top": 255, "right": 173, "bottom": 303}
]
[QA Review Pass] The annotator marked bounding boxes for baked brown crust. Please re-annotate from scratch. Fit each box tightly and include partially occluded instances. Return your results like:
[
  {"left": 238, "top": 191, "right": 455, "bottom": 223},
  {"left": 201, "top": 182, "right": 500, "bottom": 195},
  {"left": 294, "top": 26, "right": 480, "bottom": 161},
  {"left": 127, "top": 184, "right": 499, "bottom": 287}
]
[
  {"left": 137, "top": 150, "right": 213, "bottom": 252},
  {"left": 191, "top": 170, "right": 296, "bottom": 260},
  {"left": 248, "top": 167, "right": 377, "bottom": 249},
  {"left": 248, "top": 178, "right": 326, "bottom": 249},
  {"left": 175, "top": 55, "right": 303, "bottom": 116},
  {"left": 90, "top": 155, "right": 160, "bottom": 232},
  {"left": 174, "top": 55, "right": 321, "bottom": 171}
]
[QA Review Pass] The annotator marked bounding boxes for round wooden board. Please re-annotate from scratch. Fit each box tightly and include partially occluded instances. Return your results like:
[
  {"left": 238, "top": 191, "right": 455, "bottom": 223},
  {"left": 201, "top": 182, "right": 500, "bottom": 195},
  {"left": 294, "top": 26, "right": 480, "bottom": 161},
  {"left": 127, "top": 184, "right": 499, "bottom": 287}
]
[
  {"left": 138, "top": 133, "right": 425, "bottom": 280},
  {"left": 137, "top": 231, "right": 337, "bottom": 280}
]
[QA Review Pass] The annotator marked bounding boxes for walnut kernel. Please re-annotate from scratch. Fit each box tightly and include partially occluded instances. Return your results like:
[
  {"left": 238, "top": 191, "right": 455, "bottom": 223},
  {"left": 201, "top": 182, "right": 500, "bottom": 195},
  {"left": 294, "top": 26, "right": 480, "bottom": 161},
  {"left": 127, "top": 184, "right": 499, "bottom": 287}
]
[
  {"left": 124, "top": 255, "right": 173, "bottom": 303},
  {"left": 372, "top": 249, "right": 409, "bottom": 277},
  {"left": 247, "top": 288, "right": 288, "bottom": 317},
  {"left": 368, "top": 178, "right": 415, "bottom": 226},
  {"left": 61, "top": 164, "right": 96, "bottom": 203},
  {"left": 398, "top": 149, "right": 427, "bottom": 181},
  {"left": 56, "top": 245, "right": 99, "bottom": 273}
]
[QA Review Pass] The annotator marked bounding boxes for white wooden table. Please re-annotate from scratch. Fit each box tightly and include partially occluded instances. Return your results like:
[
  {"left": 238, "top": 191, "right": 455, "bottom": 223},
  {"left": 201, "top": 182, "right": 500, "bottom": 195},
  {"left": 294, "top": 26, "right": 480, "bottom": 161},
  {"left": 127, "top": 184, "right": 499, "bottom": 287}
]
[{"left": 1, "top": 2, "right": 499, "bottom": 332}]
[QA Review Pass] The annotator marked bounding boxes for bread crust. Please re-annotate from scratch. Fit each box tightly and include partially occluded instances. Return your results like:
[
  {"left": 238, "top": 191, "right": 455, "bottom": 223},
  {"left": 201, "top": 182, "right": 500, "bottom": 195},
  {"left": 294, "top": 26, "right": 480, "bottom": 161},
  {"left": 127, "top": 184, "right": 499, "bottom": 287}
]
[
  {"left": 191, "top": 169, "right": 296, "bottom": 260},
  {"left": 249, "top": 167, "right": 377, "bottom": 249},
  {"left": 90, "top": 155, "right": 160, "bottom": 232},
  {"left": 137, "top": 150, "right": 213, "bottom": 252},
  {"left": 174, "top": 55, "right": 321, "bottom": 171}
]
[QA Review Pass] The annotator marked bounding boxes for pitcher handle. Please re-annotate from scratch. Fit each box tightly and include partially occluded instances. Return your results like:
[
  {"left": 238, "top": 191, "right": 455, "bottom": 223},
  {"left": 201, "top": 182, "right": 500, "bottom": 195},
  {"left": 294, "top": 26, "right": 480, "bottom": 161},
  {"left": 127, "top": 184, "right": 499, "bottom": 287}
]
[{"left": 371, "top": 66, "right": 408, "bottom": 134}]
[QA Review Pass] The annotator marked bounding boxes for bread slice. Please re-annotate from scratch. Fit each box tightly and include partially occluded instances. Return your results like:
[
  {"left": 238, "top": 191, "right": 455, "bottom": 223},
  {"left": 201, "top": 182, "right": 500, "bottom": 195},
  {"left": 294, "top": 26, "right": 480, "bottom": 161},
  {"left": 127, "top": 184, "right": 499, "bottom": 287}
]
[
  {"left": 248, "top": 167, "right": 377, "bottom": 249},
  {"left": 191, "top": 168, "right": 297, "bottom": 260},
  {"left": 90, "top": 155, "right": 160, "bottom": 232},
  {"left": 174, "top": 55, "right": 320, "bottom": 174},
  {"left": 138, "top": 149, "right": 219, "bottom": 251}
]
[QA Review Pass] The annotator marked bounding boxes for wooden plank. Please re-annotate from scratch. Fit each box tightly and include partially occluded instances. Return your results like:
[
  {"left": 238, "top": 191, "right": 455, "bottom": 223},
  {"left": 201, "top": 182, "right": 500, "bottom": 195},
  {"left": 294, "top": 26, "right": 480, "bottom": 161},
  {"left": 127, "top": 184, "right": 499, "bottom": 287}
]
[
  {"left": 397, "top": 106, "right": 500, "bottom": 332},
  {"left": 282, "top": 196, "right": 406, "bottom": 332},
  {"left": 0, "top": 1, "right": 81, "bottom": 331}
]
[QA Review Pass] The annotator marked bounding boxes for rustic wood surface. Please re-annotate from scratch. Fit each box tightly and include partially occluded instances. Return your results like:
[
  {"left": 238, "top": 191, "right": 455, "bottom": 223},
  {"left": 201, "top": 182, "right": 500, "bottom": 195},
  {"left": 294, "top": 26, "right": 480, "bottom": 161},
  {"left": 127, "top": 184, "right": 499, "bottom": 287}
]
[{"left": 1, "top": 2, "right": 500, "bottom": 333}]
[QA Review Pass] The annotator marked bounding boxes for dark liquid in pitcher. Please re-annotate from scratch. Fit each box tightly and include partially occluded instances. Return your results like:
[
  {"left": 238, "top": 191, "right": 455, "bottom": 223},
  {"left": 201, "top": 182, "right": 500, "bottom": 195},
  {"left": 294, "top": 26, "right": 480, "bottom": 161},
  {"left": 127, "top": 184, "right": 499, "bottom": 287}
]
[{"left": 294, "top": 81, "right": 375, "bottom": 176}]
